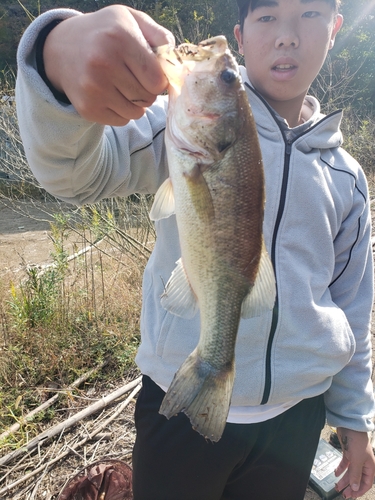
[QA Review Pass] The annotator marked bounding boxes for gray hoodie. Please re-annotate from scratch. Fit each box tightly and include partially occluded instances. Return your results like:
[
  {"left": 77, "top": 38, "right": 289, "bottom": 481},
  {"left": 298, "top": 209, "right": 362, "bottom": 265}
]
[{"left": 16, "top": 9, "right": 375, "bottom": 432}]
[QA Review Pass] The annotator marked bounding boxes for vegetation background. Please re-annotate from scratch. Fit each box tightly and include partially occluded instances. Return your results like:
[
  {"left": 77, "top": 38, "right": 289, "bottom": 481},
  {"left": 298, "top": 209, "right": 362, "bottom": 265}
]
[
  {"left": 0, "top": 0, "right": 374, "bottom": 112},
  {"left": 0, "top": 1, "right": 374, "bottom": 497}
]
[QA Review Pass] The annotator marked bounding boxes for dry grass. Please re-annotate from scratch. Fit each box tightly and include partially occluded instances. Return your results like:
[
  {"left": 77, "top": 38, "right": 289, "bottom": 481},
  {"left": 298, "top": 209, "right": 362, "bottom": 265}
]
[
  {"left": 0, "top": 203, "right": 152, "bottom": 498},
  {"left": 0, "top": 200, "right": 154, "bottom": 448}
]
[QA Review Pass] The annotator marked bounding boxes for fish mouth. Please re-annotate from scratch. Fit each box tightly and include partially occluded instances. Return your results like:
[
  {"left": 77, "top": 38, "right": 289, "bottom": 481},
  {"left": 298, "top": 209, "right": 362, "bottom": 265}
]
[{"left": 175, "top": 36, "right": 229, "bottom": 62}]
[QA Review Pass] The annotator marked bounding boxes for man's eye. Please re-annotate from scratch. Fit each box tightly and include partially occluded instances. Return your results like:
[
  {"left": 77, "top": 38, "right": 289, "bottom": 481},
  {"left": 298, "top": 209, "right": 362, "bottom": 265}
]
[
  {"left": 259, "top": 15, "right": 275, "bottom": 22},
  {"left": 302, "top": 11, "right": 320, "bottom": 18}
]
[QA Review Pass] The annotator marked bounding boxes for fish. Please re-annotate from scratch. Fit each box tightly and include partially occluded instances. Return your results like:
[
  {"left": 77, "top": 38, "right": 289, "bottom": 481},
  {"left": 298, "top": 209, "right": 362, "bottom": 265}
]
[{"left": 150, "top": 36, "right": 276, "bottom": 442}]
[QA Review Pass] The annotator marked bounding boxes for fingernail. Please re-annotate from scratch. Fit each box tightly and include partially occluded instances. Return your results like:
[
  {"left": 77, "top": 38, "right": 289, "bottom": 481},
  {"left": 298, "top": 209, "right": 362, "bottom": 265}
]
[{"left": 352, "top": 483, "right": 359, "bottom": 491}]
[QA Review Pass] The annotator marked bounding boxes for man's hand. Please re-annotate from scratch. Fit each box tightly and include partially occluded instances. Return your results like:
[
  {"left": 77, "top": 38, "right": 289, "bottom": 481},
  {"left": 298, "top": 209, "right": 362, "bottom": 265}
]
[
  {"left": 43, "top": 5, "right": 175, "bottom": 125},
  {"left": 335, "top": 427, "right": 375, "bottom": 498}
]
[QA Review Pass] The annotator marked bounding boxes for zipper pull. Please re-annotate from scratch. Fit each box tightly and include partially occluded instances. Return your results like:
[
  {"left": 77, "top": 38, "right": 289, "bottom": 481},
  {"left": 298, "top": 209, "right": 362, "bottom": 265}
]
[{"left": 286, "top": 141, "right": 292, "bottom": 155}]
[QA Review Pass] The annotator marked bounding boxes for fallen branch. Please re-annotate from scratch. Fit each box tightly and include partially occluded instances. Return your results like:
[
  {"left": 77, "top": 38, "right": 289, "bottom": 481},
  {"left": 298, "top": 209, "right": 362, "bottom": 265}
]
[
  {"left": 0, "top": 360, "right": 109, "bottom": 441},
  {"left": 0, "top": 376, "right": 142, "bottom": 467},
  {"left": 0, "top": 382, "right": 141, "bottom": 497},
  {"left": 37, "top": 237, "right": 106, "bottom": 274}
]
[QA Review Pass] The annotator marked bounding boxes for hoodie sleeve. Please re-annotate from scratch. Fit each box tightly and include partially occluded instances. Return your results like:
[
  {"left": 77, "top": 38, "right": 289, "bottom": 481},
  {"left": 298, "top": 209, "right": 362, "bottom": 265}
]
[
  {"left": 15, "top": 9, "right": 169, "bottom": 205},
  {"left": 324, "top": 149, "right": 375, "bottom": 432}
]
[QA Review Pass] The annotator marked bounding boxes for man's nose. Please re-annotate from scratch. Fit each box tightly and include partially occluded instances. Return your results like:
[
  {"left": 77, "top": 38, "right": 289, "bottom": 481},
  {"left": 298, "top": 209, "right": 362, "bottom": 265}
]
[{"left": 275, "top": 26, "right": 299, "bottom": 48}]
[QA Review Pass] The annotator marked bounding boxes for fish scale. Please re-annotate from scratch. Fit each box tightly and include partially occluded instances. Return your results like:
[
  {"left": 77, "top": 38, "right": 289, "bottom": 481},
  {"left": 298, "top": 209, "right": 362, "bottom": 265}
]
[{"left": 150, "top": 35, "right": 276, "bottom": 441}]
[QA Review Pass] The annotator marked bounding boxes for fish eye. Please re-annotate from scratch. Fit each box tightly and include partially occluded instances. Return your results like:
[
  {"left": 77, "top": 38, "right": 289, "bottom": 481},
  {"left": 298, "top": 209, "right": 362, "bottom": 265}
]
[{"left": 220, "top": 69, "right": 237, "bottom": 84}]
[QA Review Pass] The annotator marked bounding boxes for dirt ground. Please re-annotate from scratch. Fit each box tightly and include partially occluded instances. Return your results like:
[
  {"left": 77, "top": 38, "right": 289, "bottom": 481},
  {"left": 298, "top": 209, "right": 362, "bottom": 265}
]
[
  {"left": 1, "top": 199, "right": 375, "bottom": 499},
  {"left": 0, "top": 200, "right": 80, "bottom": 280}
]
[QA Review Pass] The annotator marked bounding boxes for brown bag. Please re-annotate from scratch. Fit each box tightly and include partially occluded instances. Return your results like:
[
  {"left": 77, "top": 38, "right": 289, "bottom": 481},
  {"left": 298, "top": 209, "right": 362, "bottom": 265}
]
[{"left": 57, "top": 459, "right": 133, "bottom": 500}]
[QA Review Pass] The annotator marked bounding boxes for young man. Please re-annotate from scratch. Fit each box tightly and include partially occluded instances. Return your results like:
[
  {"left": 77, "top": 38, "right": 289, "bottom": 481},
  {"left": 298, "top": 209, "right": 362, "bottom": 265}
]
[{"left": 15, "top": 0, "right": 375, "bottom": 498}]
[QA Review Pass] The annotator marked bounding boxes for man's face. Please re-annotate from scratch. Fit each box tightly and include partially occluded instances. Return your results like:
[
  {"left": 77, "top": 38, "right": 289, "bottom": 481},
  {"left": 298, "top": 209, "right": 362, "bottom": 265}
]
[{"left": 234, "top": 0, "right": 343, "bottom": 115}]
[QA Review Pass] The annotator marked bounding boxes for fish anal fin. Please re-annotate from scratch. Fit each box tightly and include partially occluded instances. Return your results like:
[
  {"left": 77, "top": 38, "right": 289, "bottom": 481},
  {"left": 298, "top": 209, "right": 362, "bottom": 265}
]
[
  {"left": 241, "top": 239, "right": 276, "bottom": 319},
  {"left": 149, "top": 177, "right": 175, "bottom": 221},
  {"left": 159, "top": 351, "right": 234, "bottom": 442},
  {"left": 161, "top": 258, "right": 198, "bottom": 319}
]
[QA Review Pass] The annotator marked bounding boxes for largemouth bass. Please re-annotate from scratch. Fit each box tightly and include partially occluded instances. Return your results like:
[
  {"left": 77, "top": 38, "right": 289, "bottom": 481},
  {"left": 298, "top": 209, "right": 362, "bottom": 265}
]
[{"left": 150, "top": 36, "right": 276, "bottom": 442}]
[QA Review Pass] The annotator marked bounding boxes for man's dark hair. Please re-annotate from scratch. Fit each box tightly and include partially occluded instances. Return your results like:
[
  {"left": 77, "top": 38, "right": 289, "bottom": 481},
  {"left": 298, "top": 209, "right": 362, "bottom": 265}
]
[{"left": 236, "top": 0, "right": 341, "bottom": 32}]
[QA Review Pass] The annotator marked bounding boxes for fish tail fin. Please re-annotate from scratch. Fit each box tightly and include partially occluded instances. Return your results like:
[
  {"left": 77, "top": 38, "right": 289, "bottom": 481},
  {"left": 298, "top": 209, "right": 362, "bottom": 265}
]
[{"left": 159, "top": 351, "right": 234, "bottom": 442}]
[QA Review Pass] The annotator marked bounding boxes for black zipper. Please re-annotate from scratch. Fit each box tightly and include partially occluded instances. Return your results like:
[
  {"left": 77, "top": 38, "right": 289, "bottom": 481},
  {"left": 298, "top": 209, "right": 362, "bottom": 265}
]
[
  {"left": 244, "top": 82, "right": 342, "bottom": 404},
  {"left": 243, "top": 82, "right": 293, "bottom": 404},
  {"left": 261, "top": 139, "right": 292, "bottom": 404}
]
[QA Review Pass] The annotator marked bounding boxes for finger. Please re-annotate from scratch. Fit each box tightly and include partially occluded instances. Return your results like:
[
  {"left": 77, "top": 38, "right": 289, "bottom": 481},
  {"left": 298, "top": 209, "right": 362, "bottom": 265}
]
[
  {"left": 83, "top": 5, "right": 169, "bottom": 97},
  {"left": 335, "top": 470, "right": 350, "bottom": 495},
  {"left": 106, "top": 87, "right": 151, "bottom": 125},
  {"left": 335, "top": 463, "right": 361, "bottom": 496},
  {"left": 335, "top": 456, "right": 349, "bottom": 477},
  {"left": 347, "top": 466, "right": 375, "bottom": 498},
  {"left": 74, "top": 78, "right": 145, "bottom": 126},
  {"left": 341, "top": 486, "right": 357, "bottom": 499},
  {"left": 346, "top": 460, "right": 365, "bottom": 495},
  {"left": 123, "top": 7, "right": 175, "bottom": 95},
  {"left": 128, "top": 7, "right": 175, "bottom": 49},
  {"left": 77, "top": 33, "right": 158, "bottom": 115},
  {"left": 111, "top": 62, "right": 159, "bottom": 108},
  {"left": 68, "top": 45, "right": 158, "bottom": 123},
  {"left": 336, "top": 477, "right": 360, "bottom": 500},
  {"left": 338, "top": 464, "right": 374, "bottom": 499}
]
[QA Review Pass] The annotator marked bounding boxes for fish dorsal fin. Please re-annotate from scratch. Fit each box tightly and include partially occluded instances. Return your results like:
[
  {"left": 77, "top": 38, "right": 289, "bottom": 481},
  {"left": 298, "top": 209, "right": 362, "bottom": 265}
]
[
  {"left": 149, "top": 177, "right": 175, "bottom": 221},
  {"left": 241, "top": 240, "right": 276, "bottom": 319},
  {"left": 161, "top": 258, "right": 199, "bottom": 319}
]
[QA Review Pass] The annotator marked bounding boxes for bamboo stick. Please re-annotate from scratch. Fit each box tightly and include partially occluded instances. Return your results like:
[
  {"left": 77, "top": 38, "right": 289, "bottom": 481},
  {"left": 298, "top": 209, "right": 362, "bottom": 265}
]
[
  {"left": 0, "top": 360, "right": 109, "bottom": 441},
  {"left": 0, "top": 382, "right": 141, "bottom": 497},
  {"left": 0, "top": 376, "right": 142, "bottom": 467}
]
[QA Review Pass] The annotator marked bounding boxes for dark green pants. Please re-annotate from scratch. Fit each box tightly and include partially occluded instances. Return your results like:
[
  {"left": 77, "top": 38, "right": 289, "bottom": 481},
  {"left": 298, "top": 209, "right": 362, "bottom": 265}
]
[{"left": 132, "top": 375, "right": 326, "bottom": 500}]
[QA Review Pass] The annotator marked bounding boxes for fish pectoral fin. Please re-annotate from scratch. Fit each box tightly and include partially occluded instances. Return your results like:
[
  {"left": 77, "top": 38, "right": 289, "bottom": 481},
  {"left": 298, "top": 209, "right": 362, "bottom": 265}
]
[
  {"left": 161, "top": 258, "right": 199, "bottom": 319},
  {"left": 159, "top": 351, "right": 234, "bottom": 442},
  {"left": 149, "top": 177, "right": 175, "bottom": 221},
  {"left": 241, "top": 240, "right": 276, "bottom": 318},
  {"left": 184, "top": 164, "right": 215, "bottom": 222}
]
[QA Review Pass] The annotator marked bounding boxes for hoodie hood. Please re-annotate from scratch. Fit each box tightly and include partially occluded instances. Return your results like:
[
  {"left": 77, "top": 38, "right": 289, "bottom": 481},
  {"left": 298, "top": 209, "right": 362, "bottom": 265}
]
[{"left": 239, "top": 66, "right": 343, "bottom": 152}]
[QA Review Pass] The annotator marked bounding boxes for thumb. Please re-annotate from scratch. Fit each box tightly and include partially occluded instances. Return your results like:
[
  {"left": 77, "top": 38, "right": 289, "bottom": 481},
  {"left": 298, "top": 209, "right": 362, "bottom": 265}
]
[{"left": 128, "top": 7, "right": 175, "bottom": 48}]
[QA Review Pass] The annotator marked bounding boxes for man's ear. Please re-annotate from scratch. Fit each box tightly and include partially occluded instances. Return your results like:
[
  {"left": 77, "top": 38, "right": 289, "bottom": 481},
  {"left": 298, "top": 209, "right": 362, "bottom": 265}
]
[
  {"left": 329, "top": 14, "right": 343, "bottom": 49},
  {"left": 234, "top": 24, "right": 244, "bottom": 55}
]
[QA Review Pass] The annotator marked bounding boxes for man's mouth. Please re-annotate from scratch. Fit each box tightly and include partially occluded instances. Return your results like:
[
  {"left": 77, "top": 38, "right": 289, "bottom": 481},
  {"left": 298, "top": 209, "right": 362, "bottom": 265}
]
[{"left": 273, "top": 64, "right": 296, "bottom": 70}]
